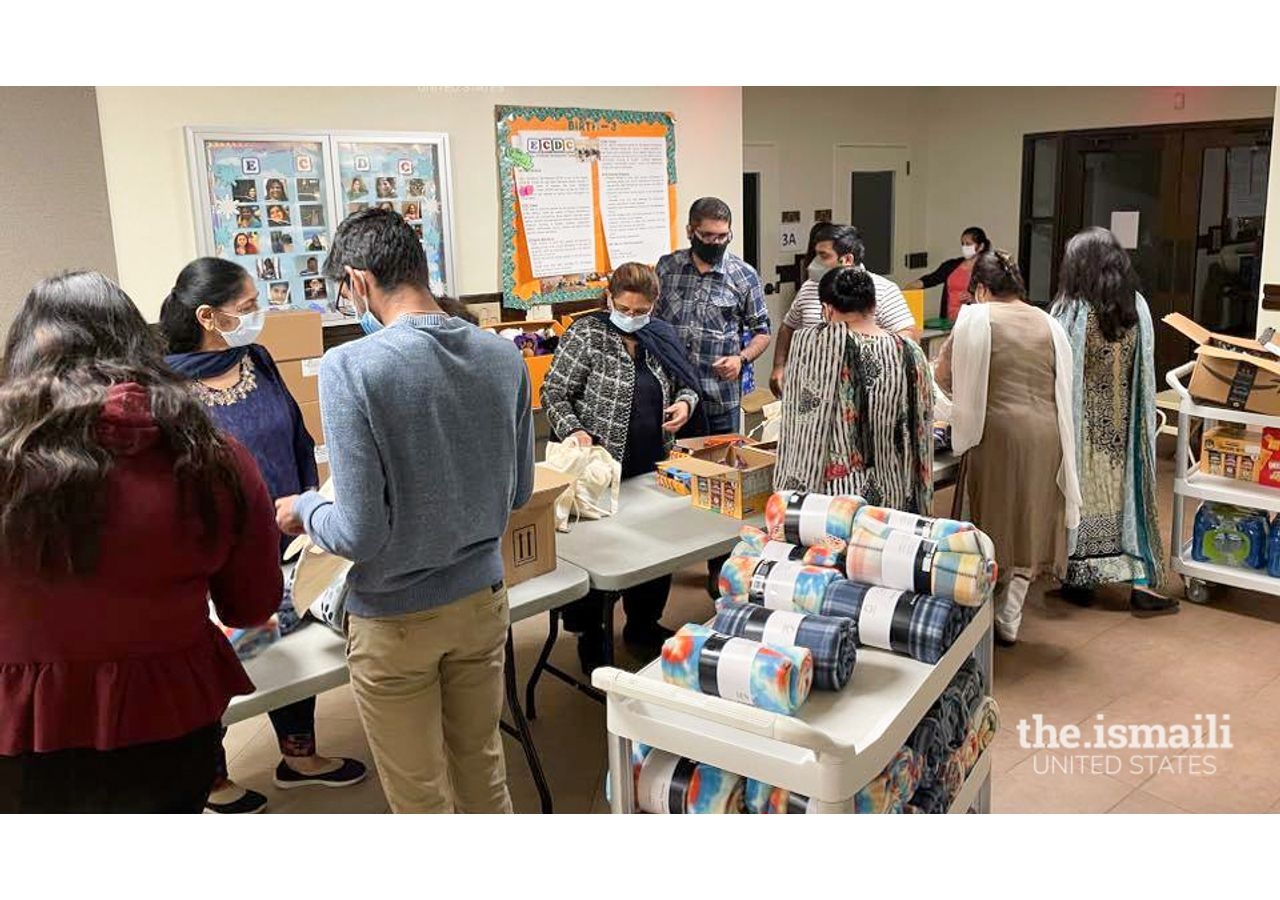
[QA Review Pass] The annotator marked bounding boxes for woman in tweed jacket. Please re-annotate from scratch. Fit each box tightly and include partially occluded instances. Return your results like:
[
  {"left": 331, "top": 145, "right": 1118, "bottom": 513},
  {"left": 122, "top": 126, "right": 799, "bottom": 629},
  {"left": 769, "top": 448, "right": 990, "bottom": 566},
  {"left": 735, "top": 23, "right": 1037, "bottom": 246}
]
[{"left": 541, "top": 263, "right": 702, "bottom": 674}]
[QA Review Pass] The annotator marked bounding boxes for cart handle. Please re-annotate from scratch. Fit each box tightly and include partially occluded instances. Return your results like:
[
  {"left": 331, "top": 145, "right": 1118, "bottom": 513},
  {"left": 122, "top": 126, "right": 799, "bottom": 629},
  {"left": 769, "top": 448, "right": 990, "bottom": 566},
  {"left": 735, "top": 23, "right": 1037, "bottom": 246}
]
[
  {"left": 590, "top": 668, "right": 855, "bottom": 755},
  {"left": 1165, "top": 361, "right": 1195, "bottom": 399}
]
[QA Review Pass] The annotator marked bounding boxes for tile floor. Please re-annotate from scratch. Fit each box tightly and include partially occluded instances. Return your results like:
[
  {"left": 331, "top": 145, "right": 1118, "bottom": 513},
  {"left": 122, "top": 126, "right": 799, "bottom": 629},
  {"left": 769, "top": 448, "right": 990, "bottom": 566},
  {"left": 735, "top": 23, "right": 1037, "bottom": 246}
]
[{"left": 222, "top": 457, "right": 1280, "bottom": 813}]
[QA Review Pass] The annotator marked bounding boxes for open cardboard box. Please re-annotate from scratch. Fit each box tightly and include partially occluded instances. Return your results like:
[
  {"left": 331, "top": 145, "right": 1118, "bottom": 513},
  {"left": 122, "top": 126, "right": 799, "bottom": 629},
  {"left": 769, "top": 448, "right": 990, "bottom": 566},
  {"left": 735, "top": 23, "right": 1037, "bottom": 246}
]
[
  {"left": 1165, "top": 313, "right": 1280, "bottom": 415},
  {"left": 284, "top": 465, "right": 576, "bottom": 615},
  {"left": 671, "top": 445, "right": 777, "bottom": 519},
  {"left": 501, "top": 464, "right": 576, "bottom": 586},
  {"left": 668, "top": 434, "right": 759, "bottom": 460}
]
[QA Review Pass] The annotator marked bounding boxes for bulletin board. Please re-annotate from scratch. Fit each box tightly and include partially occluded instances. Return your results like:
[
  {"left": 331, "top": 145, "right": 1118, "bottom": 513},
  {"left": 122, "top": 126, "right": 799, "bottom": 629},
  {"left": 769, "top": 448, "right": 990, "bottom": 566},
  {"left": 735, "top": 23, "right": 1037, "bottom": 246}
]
[
  {"left": 495, "top": 106, "right": 678, "bottom": 309},
  {"left": 186, "top": 128, "right": 457, "bottom": 325}
]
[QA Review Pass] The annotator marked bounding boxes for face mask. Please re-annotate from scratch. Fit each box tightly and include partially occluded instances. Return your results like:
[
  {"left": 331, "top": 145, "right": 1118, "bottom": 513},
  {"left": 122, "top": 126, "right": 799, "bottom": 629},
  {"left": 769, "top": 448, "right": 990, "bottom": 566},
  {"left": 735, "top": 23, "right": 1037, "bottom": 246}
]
[
  {"left": 961, "top": 244, "right": 978, "bottom": 259},
  {"left": 348, "top": 275, "right": 383, "bottom": 335},
  {"left": 214, "top": 309, "right": 265, "bottom": 348},
  {"left": 610, "top": 309, "right": 650, "bottom": 334},
  {"left": 807, "top": 259, "right": 830, "bottom": 283},
  {"left": 691, "top": 236, "right": 728, "bottom": 266}
]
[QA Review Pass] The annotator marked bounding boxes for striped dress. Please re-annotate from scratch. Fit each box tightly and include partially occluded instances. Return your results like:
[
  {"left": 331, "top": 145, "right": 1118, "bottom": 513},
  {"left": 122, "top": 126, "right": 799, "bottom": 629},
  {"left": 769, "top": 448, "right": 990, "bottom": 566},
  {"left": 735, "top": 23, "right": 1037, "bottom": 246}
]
[{"left": 776, "top": 323, "right": 934, "bottom": 513}]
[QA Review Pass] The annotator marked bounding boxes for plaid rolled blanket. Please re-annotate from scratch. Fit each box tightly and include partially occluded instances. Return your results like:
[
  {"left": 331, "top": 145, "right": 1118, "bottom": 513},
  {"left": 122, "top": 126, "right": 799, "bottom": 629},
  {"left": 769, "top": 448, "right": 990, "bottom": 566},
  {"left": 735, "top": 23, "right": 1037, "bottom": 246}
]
[
  {"left": 661, "top": 623, "right": 813, "bottom": 716},
  {"left": 764, "top": 491, "right": 864, "bottom": 545},
  {"left": 907, "top": 709, "right": 951, "bottom": 784},
  {"left": 854, "top": 506, "right": 995, "bottom": 560},
  {"left": 713, "top": 602, "right": 857, "bottom": 691},
  {"left": 718, "top": 552, "right": 846, "bottom": 612},
  {"left": 731, "top": 525, "right": 846, "bottom": 569},
  {"left": 845, "top": 522, "right": 997, "bottom": 607},
  {"left": 636, "top": 749, "right": 745, "bottom": 814},
  {"left": 820, "top": 580, "right": 973, "bottom": 664}
]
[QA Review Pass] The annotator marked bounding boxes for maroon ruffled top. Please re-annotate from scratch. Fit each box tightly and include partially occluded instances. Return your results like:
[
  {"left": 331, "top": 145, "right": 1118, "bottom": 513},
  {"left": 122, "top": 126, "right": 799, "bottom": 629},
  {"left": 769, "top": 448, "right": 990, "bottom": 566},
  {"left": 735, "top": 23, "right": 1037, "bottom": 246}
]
[{"left": 0, "top": 383, "right": 283, "bottom": 755}]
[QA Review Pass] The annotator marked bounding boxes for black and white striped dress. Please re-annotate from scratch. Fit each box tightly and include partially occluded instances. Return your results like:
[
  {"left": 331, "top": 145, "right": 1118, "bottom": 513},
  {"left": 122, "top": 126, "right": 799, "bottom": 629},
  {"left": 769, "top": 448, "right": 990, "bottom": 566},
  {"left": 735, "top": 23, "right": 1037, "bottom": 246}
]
[{"left": 776, "top": 323, "right": 931, "bottom": 513}]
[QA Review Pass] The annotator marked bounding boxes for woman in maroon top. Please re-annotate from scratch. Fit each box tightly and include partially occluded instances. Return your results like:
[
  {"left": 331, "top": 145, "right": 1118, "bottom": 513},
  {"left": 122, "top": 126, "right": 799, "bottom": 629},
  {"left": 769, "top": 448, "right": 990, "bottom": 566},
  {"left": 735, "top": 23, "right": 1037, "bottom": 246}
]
[{"left": 0, "top": 271, "right": 282, "bottom": 813}]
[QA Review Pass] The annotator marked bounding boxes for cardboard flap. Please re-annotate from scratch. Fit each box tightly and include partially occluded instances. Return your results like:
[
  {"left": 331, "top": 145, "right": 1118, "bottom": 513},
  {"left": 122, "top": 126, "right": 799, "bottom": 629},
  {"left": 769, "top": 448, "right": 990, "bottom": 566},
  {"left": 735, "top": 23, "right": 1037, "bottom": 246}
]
[
  {"left": 1167, "top": 312, "right": 1274, "bottom": 358},
  {"left": 660, "top": 455, "right": 737, "bottom": 478},
  {"left": 1196, "top": 344, "right": 1280, "bottom": 378},
  {"left": 733, "top": 446, "right": 778, "bottom": 470},
  {"left": 1163, "top": 312, "right": 1212, "bottom": 346},
  {"left": 527, "top": 464, "right": 576, "bottom": 507}
]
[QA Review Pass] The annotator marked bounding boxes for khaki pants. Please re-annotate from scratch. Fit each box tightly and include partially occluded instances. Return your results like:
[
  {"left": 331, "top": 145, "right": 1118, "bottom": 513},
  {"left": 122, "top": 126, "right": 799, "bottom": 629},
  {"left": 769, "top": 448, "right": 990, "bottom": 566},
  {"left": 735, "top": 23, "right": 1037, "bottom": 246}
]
[{"left": 345, "top": 584, "right": 513, "bottom": 814}]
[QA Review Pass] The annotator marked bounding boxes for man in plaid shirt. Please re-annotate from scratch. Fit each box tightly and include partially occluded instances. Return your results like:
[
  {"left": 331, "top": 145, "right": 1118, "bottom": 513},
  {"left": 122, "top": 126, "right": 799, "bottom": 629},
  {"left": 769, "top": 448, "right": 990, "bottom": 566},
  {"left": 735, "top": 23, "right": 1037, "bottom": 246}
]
[{"left": 656, "top": 197, "right": 771, "bottom": 436}]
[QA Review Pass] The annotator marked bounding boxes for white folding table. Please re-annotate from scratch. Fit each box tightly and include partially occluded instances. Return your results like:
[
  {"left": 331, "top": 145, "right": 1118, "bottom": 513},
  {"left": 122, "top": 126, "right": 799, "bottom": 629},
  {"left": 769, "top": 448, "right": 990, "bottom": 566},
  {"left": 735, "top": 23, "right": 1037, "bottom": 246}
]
[{"left": 224, "top": 562, "right": 590, "bottom": 814}]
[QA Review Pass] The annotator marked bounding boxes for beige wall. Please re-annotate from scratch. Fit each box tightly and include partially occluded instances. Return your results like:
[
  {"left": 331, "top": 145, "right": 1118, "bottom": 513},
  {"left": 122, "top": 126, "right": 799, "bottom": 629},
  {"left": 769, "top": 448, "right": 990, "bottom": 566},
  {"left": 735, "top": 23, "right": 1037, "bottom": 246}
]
[
  {"left": 743, "top": 86, "right": 1275, "bottom": 299},
  {"left": 95, "top": 87, "right": 743, "bottom": 322},
  {"left": 0, "top": 87, "right": 118, "bottom": 332},
  {"left": 924, "top": 86, "right": 1276, "bottom": 265}
]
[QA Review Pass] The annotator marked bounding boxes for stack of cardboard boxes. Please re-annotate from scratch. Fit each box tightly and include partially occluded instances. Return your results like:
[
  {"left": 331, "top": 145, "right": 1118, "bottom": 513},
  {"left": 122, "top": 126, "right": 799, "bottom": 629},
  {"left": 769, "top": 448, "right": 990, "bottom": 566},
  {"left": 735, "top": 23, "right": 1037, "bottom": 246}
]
[{"left": 257, "top": 310, "right": 328, "bottom": 482}]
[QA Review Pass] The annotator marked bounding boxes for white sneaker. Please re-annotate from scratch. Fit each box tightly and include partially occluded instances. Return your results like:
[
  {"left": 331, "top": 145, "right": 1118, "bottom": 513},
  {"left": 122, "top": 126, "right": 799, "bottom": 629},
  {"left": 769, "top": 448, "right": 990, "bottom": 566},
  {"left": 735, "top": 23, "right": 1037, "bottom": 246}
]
[{"left": 995, "top": 572, "right": 1032, "bottom": 644}]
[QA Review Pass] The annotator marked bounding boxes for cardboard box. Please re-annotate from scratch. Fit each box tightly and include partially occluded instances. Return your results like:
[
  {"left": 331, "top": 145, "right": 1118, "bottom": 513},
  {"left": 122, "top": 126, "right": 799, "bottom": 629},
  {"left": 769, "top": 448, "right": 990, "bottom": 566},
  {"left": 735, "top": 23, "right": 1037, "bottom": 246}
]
[
  {"left": 669, "top": 434, "right": 759, "bottom": 460},
  {"left": 1165, "top": 313, "right": 1280, "bottom": 415},
  {"left": 655, "top": 460, "right": 696, "bottom": 495},
  {"left": 314, "top": 444, "right": 329, "bottom": 487},
  {"left": 299, "top": 400, "right": 324, "bottom": 444},
  {"left": 680, "top": 446, "right": 777, "bottom": 519},
  {"left": 259, "top": 310, "right": 324, "bottom": 363},
  {"left": 501, "top": 465, "right": 575, "bottom": 586},
  {"left": 1203, "top": 427, "right": 1262, "bottom": 483},
  {"left": 278, "top": 356, "right": 323, "bottom": 405}
]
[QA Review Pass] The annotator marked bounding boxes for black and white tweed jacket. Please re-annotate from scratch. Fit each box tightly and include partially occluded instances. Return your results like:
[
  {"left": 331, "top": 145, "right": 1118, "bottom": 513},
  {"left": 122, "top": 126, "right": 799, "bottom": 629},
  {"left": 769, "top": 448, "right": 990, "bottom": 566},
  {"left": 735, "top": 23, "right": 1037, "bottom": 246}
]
[{"left": 540, "top": 316, "right": 700, "bottom": 463}]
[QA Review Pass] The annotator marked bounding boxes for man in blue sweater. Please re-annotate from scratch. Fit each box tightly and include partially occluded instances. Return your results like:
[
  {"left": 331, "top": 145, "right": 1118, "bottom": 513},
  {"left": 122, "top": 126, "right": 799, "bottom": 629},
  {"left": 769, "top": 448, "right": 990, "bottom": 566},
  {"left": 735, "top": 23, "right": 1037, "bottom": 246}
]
[{"left": 276, "top": 209, "right": 534, "bottom": 814}]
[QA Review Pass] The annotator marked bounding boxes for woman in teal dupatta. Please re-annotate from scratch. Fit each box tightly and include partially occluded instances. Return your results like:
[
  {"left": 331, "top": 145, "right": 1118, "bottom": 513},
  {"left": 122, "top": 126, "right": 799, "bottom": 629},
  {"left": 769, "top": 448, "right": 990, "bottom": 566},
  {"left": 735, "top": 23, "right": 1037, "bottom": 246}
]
[{"left": 1051, "top": 227, "right": 1176, "bottom": 614}]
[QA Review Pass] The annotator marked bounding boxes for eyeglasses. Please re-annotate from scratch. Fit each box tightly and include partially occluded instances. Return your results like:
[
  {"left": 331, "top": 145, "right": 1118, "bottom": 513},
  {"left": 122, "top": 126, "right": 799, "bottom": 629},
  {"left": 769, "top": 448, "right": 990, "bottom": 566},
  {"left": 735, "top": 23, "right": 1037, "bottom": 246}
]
[
  {"left": 692, "top": 229, "right": 733, "bottom": 245},
  {"left": 333, "top": 274, "right": 357, "bottom": 318}
]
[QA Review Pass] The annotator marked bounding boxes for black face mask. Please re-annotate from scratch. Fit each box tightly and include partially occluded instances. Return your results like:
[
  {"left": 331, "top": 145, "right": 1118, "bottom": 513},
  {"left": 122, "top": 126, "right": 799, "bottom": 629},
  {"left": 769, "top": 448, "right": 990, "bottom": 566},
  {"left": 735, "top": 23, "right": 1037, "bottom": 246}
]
[{"left": 691, "top": 236, "right": 728, "bottom": 266}]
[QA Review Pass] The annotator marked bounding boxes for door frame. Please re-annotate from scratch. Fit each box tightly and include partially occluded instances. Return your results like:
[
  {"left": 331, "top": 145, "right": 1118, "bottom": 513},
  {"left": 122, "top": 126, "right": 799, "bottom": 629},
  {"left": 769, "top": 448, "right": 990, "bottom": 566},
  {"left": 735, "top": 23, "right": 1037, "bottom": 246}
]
[{"left": 833, "top": 143, "right": 912, "bottom": 283}]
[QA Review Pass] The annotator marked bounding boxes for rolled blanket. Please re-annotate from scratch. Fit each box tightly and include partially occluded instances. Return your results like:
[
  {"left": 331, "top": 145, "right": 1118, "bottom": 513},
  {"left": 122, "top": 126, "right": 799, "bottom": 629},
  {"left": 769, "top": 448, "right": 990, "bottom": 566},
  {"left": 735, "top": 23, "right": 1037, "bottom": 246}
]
[
  {"left": 636, "top": 750, "right": 744, "bottom": 814},
  {"left": 907, "top": 710, "right": 950, "bottom": 783},
  {"left": 907, "top": 780, "right": 950, "bottom": 815},
  {"left": 731, "top": 525, "right": 846, "bottom": 569},
  {"left": 846, "top": 524, "right": 996, "bottom": 607},
  {"left": 974, "top": 695, "right": 1001, "bottom": 756},
  {"left": 950, "top": 659, "right": 987, "bottom": 720},
  {"left": 942, "top": 749, "right": 966, "bottom": 799},
  {"left": 820, "top": 581, "right": 972, "bottom": 664},
  {"left": 743, "top": 780, "right": 817, "bottom": 814},
  {"left": 660, "top": 624, "right": 813, "bottom": 715},
  {"left": 713, "top": 602, "right": 856, "bottom": 691},
  {"left": 765, "top": 491, "right": 863, "bottom": 545},
  {"left": 718, "top": 554, "right": 845, "bottom": 613},
  {"left": 855, "top": 506, "right": 996, "bottom": 560},
  {"left": 854, "top": 746, "right": 922, "bottom": 813}
]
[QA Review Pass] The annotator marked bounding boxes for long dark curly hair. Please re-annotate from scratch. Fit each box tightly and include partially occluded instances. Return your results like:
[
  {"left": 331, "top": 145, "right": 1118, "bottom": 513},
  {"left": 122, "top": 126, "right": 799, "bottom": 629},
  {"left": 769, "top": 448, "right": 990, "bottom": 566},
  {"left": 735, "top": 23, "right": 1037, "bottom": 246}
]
[
  {"left": 1054, "top": 226, "right": 1140, "bottom": 342},
  {"left": 0, "top": 271, "right": 246, "bottom": 577}
]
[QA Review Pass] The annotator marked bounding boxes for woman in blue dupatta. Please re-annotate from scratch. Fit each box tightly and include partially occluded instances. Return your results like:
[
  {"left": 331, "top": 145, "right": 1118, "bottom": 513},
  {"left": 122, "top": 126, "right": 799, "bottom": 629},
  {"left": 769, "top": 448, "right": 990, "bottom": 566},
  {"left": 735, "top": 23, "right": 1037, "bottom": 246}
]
[{"left": 1051, "top": 227, "right": 1177, "bottom": 615}]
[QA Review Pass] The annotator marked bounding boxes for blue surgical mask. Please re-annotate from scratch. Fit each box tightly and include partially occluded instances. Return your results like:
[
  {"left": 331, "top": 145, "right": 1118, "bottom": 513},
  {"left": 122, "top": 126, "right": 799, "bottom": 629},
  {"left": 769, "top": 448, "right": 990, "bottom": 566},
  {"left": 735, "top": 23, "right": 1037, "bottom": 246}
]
[
  {"left": 347, "top": 275, "right": 383, "bottom": 335},
  {"left": 610, "top": 310, "right": 650, "bottom": 334}
]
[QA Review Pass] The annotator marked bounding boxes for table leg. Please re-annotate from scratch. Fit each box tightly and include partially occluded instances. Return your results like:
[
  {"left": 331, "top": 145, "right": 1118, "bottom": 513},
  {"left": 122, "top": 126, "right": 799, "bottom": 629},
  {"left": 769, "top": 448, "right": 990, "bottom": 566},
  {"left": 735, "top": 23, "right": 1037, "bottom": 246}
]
[
  {"left": 525, "top": 609, "right": 562, "bottom": 720},
  {"left": 502, "top": 627, "right": 553, "bottom": 814},
  {"left": 606, "top": 731, "right": 635, "bottom": 814},
  {"left": 602, "top": 591, "right": 620, "bottom": 667}
]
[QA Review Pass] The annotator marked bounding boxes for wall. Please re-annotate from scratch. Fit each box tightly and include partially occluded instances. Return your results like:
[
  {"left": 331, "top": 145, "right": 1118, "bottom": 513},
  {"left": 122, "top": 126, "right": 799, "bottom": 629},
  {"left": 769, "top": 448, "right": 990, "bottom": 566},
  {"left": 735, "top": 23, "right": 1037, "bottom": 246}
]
[
  {"left": 95, "top": 87, "right": 743, "bottom": 321},
  {"left": 742, "top": 86, "right": 1276, "bottom": 298},
  {"left": 1259, "top": 90, "right": 1280, "bottom": 333},
  {"left": 924, "top": 86, "right": 1276, "bottom": 267},
  {"left": 743, "top": 87, "right": 934, "bottom": 283},
  {"left": 0, "top": 87, "right": 118, "bottom": 332}
]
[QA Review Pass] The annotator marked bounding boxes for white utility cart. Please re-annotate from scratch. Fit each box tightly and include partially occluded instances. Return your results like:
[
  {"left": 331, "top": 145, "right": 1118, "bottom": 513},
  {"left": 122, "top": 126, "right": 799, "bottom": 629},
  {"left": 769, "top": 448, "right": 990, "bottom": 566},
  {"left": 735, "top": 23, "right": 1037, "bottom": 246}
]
[
  {"left": 1166, "top": 361, "right": 1280, "bottom": 603},
  {"left": 592, "top": 604, "right": 994, "bottom": 814}
]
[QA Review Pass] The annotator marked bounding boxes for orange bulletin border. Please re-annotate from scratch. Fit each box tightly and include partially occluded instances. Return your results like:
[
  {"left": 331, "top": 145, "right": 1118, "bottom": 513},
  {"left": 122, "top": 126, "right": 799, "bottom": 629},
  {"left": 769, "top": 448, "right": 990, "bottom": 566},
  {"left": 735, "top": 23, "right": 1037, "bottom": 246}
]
[{"left": 495, "top": 106, "right": 677, "bottom": 309}]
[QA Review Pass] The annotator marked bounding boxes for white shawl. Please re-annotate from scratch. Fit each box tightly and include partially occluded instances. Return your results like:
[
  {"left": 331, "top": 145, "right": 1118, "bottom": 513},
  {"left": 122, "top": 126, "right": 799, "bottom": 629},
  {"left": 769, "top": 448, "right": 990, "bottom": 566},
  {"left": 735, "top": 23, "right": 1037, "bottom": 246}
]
[{"left": 942, "top": 303, "right": 1081, "bottom": 530}]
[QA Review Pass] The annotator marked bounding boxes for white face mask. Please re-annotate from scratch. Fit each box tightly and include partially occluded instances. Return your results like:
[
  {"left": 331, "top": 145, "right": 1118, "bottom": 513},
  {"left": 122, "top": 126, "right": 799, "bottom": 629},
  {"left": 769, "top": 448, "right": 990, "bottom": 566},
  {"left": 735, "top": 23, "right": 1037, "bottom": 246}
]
[
  {"left": 961, "top": 244, "right": 978, "bottom": 260},
  {"left": 213, "top": 308, "right": 266, "bottom": 348}
]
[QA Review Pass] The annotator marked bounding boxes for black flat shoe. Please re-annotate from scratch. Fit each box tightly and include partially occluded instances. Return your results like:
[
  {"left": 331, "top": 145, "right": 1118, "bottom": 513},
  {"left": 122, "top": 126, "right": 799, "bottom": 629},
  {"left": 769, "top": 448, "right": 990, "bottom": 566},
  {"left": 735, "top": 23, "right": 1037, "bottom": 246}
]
[
  {"left": 622, "top": 621, "right": 675, "bottom": 653},
  {"left": 204, "top": 787, "right": 267, "bottom": 814},
  {"left": 1130, "top": 588, "right": 1179, "bottom": 616},
  {"left": 274, "top": 758, "right": 368, "bottom": 790},
  {"left": 1059, "top": 585, "right": 1095, "bottom": 608}
]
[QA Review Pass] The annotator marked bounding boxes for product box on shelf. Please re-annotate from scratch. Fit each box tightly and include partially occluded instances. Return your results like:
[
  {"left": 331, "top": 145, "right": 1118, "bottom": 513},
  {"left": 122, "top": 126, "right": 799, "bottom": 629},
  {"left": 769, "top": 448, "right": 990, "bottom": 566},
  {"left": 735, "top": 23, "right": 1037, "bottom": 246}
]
[
  {"left": 1202, "top": 426, "right": 1280, "bottom": 489},
  {"left": 678, "top": 446, "right": 777, "bottom": 519},
  {"left": 1164, "top": 313, "right": 1280, "bottom": 415},
  {"left": 259, "top": 309, "right": 324, "bottom": 363},
  {"left": 501, "top": 465, "right": 575, "bottom": 586}
]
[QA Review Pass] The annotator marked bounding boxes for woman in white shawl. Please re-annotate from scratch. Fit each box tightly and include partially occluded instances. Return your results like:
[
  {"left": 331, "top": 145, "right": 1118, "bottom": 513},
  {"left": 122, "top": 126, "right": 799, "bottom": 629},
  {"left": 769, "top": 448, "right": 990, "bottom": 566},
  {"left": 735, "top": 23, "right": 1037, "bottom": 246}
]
[
  {"left": 934, "top": 251, "right": 1081, "bottom": 645},
  {"left": 1052, "top": 227, "right": 1174, "bottom": 615}
]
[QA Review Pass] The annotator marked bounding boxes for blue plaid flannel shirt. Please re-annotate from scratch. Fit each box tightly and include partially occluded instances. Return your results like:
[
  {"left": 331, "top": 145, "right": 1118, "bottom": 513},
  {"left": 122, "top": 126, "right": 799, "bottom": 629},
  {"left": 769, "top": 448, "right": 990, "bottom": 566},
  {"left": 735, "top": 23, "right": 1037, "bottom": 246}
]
[{"left": 655, "top": 249, "right": 770, "bottom": 416}]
